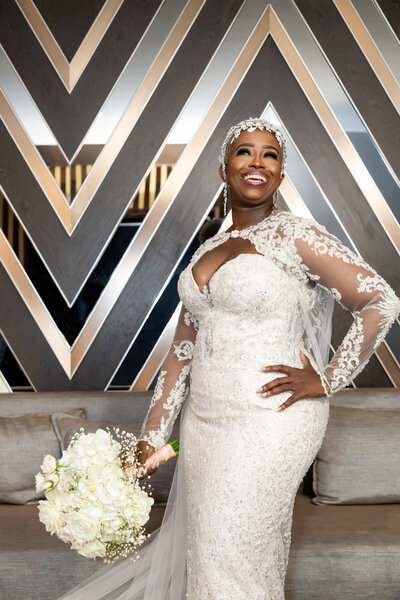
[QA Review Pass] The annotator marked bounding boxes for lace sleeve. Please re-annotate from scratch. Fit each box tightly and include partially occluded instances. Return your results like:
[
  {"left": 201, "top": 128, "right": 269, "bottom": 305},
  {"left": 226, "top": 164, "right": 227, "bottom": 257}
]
[
  {"left": 292, "top": 220, "right": 400, "bottom": 396},
  {"left": 138, "top": 304, "right": 198, "bottom": 450}
]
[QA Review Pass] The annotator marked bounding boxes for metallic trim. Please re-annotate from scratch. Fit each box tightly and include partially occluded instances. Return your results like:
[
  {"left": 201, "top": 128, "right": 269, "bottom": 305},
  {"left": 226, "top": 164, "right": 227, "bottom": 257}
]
[
  {"left": 15, "top": 0, "right": 124, "bottom": 92},
  {"left": 333, "top": 0, "right": 400, "bottom": 113},
  {"left": 130, "top": 304, "right": 181, "bottom": 391},
  {"left": 0, "top": 371, "right": 13, "bottom": 393},
  {"left": 269, "top": 5, "right": 400, "bottom": 254},
  {"left": 0, "top": 229, "right": 72, "bottom": 375},
  {"left": 0, "top": 90, "right": 71, "bottom": 232},
  {"left": 375, "top": 343, "right": 400, "bottom": 387}
]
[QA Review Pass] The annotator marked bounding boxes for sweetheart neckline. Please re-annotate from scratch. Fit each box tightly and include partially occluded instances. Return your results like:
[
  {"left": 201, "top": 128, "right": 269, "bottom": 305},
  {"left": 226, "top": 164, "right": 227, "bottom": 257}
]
[{"left": 189, "top": 252, "right": 266, "bottom": 297}]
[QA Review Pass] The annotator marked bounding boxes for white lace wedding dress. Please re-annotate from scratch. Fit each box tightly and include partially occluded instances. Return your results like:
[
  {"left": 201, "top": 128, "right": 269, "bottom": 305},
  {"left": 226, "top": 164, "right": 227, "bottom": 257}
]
[{"left": 60, "top": 209, "right": 400, "bottom": 600}]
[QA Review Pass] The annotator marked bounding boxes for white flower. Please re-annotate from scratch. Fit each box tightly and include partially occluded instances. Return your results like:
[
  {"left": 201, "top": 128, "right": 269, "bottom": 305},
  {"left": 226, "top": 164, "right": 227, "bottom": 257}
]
[
  {"left": 45, "top": 488, "right": 71, "bottom": 511},
  {"left": 46, "top": 471, "right": 60, "bottom": 487},
  {"left": 41, "top": 454, "right": 57, "bottom": 475},
  {"left": 65, "top": 507, "right": 100, "bottom": 543},
  {"left": 75, "top": 539, "right": 107, "bottom": 559},
  {"left": 38, "top": 500, "right": 62, "bottom": 535},
  {"left": 35, "top": 472, "right": 52, "bottom": 493},
  {"left": 130, "top": 486, "right": 154, "bottom": 527},
  {"left": 100, "top": 514, "right": 125, "bottom": 541}
]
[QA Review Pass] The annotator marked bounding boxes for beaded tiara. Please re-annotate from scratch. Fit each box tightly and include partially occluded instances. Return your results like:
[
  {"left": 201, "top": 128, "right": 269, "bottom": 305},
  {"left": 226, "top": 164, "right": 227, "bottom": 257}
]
[{"left": 218, "top": 117, "right": 287, "bottom": 177}]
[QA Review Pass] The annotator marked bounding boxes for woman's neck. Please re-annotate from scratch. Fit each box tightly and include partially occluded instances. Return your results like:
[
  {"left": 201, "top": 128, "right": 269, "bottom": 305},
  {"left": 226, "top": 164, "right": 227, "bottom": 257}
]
[{"left": 230, "top": 203, "right": 274, "bottom": 231}]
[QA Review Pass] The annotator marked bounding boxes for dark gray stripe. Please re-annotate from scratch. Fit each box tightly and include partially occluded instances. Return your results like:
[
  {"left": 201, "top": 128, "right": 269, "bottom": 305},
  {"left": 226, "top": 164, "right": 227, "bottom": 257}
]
[{"left": 375, "top": 0, "right": 400, "bottom": 40}]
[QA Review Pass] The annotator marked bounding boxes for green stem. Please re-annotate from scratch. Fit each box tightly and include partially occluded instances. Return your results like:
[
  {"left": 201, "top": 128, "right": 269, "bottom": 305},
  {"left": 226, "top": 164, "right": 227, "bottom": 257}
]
[{"left": 169, "top": 439, "right": 180, "bottom": 455}]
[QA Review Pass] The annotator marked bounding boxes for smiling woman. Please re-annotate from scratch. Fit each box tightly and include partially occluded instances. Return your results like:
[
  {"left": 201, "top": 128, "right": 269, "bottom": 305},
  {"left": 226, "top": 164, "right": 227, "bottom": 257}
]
[{"left": 59, "top": 117, "right": 400, "bottom": 600}]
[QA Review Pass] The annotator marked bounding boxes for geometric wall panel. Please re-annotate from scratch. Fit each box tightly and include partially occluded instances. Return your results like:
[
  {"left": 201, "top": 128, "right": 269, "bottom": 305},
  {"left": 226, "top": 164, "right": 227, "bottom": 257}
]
[{"left": 0, "top": 0, "right": 399, "bottom": 391}]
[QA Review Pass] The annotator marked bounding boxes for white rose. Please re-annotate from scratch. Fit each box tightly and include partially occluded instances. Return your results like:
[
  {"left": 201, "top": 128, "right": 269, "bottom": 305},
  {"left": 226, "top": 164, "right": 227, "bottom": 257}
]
[
  {"left": 45, "top": 488, "right": 72, "bottom": 511},
  {"left": 65, "top": 508, "right": 100, "bottom": 542},
  {"left": 35, "top": 472, "right": 52, "bottom": 493},
  {"left": 41, "top": 454, "right": 57, "bottom": 475},
  {"left": 75, "top": 539, "right": 107, "bottom": 559},
  {"left": 46, "top": 472, "right": 60, "bottom": 488},
  {"left": 38, "top": 500, "right": 62, "bottom": 535}
]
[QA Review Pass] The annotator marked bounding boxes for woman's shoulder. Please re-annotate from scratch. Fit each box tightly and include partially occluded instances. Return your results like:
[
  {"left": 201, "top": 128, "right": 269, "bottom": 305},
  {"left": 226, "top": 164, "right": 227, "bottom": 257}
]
[{"left": 277, "top": 209, "right": 328, "bottom": 233}]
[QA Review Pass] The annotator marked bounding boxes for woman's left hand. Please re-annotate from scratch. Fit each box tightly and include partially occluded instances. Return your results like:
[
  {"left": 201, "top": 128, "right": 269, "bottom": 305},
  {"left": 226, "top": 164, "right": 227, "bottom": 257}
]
[{"left": 257, "top": 351, "right": 325, "bottom": 411}]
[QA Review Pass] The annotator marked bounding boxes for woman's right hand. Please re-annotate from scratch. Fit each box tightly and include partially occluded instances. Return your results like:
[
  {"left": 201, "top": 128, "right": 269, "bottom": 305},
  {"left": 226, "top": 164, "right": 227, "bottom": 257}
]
[{"left": 136, "top": 440, "right": 159, "bottom": 480}]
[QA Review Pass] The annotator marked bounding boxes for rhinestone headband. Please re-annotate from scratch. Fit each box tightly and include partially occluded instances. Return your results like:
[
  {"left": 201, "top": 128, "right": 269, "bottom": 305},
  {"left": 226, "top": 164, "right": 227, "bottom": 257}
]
[{"left": 218, "top": 117, "right": 287, "bottom": 178}]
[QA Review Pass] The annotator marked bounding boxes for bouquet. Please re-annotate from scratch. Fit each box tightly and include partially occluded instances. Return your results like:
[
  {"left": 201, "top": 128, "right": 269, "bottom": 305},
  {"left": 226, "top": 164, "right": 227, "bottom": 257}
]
[{"left": 35, "top": 427, "right": 179, "bottom": 563}]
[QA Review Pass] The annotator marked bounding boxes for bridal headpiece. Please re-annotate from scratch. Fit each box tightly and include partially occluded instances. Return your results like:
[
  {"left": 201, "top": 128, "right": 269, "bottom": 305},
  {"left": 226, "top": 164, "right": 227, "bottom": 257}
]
[{"left": 218, "top": 117, "right": 287, "bottom": 215}]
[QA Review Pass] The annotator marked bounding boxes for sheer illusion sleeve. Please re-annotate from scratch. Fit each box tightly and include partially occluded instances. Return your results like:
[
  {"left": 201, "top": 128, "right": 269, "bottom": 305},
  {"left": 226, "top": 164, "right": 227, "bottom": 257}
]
[
  {"left": 138, "top": 304, "right": 198, "bottom": 451},
  {"left": 293, "top": 221, "right": 400, "bottom": 396}
]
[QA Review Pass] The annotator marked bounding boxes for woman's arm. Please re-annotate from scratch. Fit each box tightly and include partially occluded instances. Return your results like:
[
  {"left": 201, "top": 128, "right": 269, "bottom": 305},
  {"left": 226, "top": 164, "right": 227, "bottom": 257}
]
[
  {"left": 293, "top": 220, "right": 400, "bottom": 396},
  {"left": 138, "top": 303, "right": 198, "bottom": 450}
]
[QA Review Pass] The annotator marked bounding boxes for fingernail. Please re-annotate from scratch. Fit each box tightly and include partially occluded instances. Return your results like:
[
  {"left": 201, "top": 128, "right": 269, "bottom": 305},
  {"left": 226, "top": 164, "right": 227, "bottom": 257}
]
[
  {"left": 256, "top": 388, "right": 263, "bottom": 393},
  {"left": 263, "top": 392, "right": 270, "bottom": 397}
]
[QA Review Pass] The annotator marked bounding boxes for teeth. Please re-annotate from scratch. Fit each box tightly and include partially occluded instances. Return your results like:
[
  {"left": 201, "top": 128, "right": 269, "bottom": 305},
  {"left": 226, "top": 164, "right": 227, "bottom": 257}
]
[{"left": 243, "top": 173, "right": 267, "bottom": 182}]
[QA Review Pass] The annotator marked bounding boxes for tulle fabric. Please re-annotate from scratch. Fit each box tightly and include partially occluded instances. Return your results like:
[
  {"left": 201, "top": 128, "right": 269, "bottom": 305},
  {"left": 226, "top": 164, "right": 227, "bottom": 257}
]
[{"left": 58, "top": 394, "right": 191, "bottom": 600}]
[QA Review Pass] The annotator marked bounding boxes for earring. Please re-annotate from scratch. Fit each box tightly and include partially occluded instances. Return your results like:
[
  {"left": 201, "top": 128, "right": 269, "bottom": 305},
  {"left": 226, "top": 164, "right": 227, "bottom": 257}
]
[
  {"left": 223, "top": 182, "right": 228, "bottom": 217},
  {"left": 272, "top": 190, "right": 278, "bottom": 210}
]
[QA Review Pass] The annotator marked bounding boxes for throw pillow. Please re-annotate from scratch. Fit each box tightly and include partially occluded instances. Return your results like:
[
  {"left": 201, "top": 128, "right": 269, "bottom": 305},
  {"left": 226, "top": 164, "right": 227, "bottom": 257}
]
[
  {"left": 0, "top": 408, "right": 86, "bottom": 504},
  {"left": 312, "top": 404, "right": 400, "bottom": 504}
]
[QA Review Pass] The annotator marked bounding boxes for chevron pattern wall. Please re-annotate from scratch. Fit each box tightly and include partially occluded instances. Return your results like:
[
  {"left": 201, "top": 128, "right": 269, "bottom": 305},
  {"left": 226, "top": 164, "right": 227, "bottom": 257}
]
[{"left": 0, "top": 0, "right": 399, "bottom": 392}]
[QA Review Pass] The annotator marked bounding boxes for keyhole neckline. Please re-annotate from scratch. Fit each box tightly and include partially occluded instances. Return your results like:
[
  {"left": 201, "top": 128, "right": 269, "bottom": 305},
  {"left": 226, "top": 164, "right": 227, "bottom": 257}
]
[{"left": 227, "top": 208, "right": 279, "bottom": 234}]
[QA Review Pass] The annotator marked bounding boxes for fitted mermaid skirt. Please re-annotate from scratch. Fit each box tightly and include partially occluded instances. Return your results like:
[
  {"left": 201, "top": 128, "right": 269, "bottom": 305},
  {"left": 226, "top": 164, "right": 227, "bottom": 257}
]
[{"left": 182, "top": 339, "right": 329, "bottom": 600}]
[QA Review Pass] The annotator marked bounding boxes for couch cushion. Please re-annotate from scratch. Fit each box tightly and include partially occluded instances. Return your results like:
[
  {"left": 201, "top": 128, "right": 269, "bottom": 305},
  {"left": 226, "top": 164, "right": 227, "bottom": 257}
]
[
  {"left": 0, "top": 503, "right": 164, "bottom": 600},
  {"left": 285, "top": 495, "right": 400, "bottom": 599},
  {"left": 0, "top": 408, "right": 86, "bottom": 505},
  {"left": 1, "top": 497, "right": 399, "bottom": 600},
  {"left": 51, "top": 412, "right": 180, "bottom": 504},
  {"left": 313, "top": 404, "right": 400, "bottom": 504}
]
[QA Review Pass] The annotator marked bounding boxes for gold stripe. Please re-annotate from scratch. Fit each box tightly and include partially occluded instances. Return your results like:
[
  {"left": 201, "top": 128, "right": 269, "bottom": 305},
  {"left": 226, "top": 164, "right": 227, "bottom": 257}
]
[
  {"left": 333, "top": 0, "right": 400, "bottom": 114},
  {"left": 0, "top": 371, "right": 13, "bottom": 393},
  {"left": 0, "top": 227, "right": 72, "bottom": 375},
  {"left": 375, "top": 344, "right": 400, "bottom": 387},
  {"left": 0, "top": 90, "right": 71, "bottom": 231},
  {"left": 15, "top": 0, "right": 124, "bottom": 92},
  {"left": 269, "top": 6, "right": 400, "bottom": 254},
  {"left": 130, "top": 304, "right": 181, "bottom": 391}
]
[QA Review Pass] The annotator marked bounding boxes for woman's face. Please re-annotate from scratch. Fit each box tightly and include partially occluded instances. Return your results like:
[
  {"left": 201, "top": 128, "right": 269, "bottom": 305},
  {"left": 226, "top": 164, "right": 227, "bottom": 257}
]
[{"left": 219, "top": 129, "right": 285, "bottom": 209}]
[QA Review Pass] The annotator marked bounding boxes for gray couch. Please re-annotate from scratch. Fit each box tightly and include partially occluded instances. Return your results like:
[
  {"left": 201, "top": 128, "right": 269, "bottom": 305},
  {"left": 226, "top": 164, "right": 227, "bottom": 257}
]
[{"left": 1, "top": 389, "right": 399, "bottom": 600}]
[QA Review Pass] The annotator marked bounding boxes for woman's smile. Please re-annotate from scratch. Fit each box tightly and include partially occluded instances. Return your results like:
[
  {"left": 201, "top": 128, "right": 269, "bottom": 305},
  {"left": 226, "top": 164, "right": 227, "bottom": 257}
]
[{"left": 241, "top": 170, "right": 270, "bottom": 186}]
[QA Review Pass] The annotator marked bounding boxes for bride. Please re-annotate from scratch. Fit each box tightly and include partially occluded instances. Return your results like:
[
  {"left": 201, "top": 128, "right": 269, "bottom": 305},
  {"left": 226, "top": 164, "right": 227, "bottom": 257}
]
[{"left": 60, "top": 117, "right": 400, "bottom": 600}]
